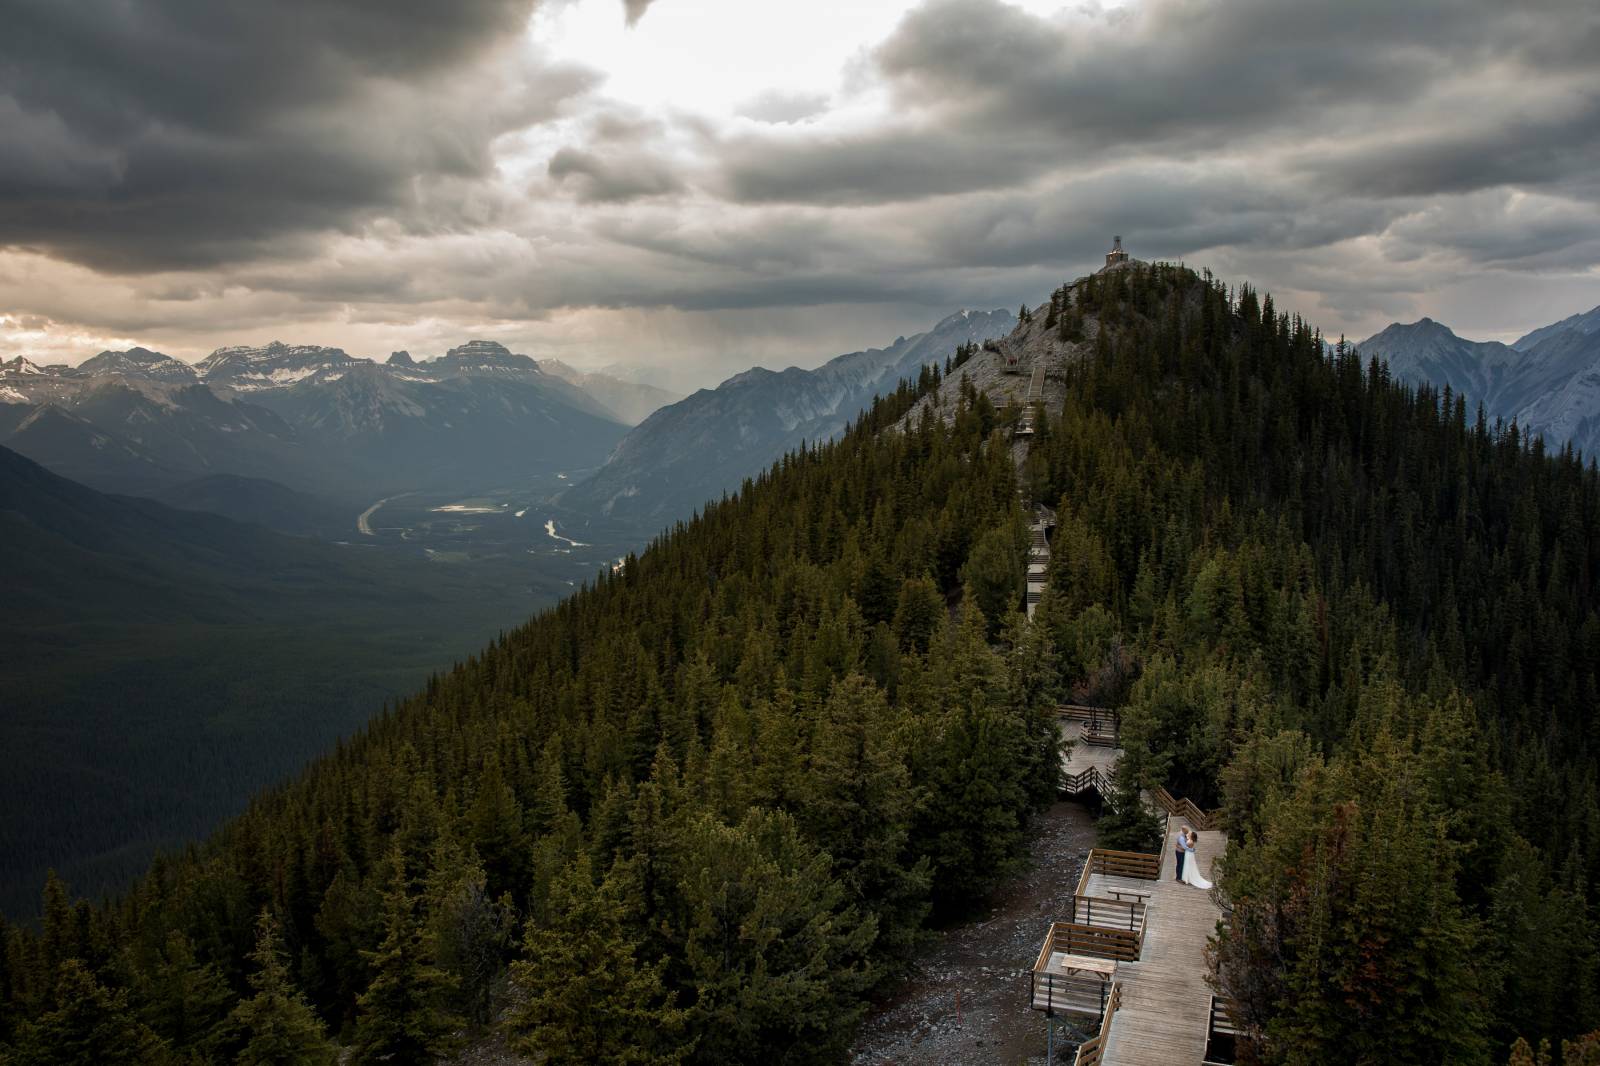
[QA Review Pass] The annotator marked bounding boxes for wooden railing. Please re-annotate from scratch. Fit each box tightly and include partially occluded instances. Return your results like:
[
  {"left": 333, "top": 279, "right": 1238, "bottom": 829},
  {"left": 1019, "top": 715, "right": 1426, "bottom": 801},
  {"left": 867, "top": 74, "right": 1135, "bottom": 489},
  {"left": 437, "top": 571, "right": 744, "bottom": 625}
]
[
  {"left": 1038, "top": 920, "right": 1142, "bottom": 962},
  {"left": 1060, "top": 704, "right": 1120, "bottom": 746},
  {"left": 1077, "top": 847, "right": 1162, "bottom": 894},
  {"left": 1154, "top": 786, "right": 1223, "bottom": 832},
  {"left": 1073, "top": 980, "right": 1124, "bottom": 1066},
  {"left": 1058, "top": 703, "right": 1114, "bottom": 723},
  {"left": 1082, "top": 724, "right": 1119, "bottom": 748},
  {"left": 1030, "top": 965, "right": 1114, "bottom": 1019},
  {"left": 1030, "top": 922, "right": 1122, "bottom": 1019},
  {"left": 1064, "top": 765, "right": 1111, "bottom": 798},
  {"left": 1203, "top": 995, "right": 1241, "bottom": 1065},
  {"left": 1070, "top": 893, "right": 1146, "bottom": 934}
]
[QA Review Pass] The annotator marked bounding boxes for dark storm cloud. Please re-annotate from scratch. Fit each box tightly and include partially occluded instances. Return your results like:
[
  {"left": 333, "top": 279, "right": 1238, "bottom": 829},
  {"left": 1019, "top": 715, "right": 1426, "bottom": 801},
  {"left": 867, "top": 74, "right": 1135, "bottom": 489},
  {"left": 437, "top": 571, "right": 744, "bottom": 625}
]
[
  {"left": 1303, "top": 94, "right": 1600, "bottom": 201},
  {"left": 718, "top": 126, "right": 1048, "bottom": 204},
  {"left": 548, "top": 146, "right": 685, "bottom": 202},
  {"left": 718, "top": 0, "right": 1600, "bottom": 213},
  {"left": 5, "top": 0, "right": 1599, "bottom": 369},
  {"left": 1383, "top": 191, "right": 1600, "bottom": 270},
  {"left": 0, "top": 0, "right": 599, "bottom": 270}
]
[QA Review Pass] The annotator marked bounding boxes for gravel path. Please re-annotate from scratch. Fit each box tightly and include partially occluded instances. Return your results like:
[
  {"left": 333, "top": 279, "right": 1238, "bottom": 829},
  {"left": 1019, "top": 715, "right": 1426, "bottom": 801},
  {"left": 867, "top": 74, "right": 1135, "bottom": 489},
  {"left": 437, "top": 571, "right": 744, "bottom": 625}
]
[{"left": 849, "top": 801, "right": 1100, "bottom": 1066}]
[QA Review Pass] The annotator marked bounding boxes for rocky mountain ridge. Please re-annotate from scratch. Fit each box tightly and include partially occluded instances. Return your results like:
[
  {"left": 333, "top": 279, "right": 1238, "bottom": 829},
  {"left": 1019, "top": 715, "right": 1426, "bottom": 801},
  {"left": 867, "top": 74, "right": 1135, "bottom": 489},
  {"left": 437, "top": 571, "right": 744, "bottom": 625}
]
[
  {"left": 0, "top": 339, "right": 639, "bottom": 499},
  {"left": 1357, "top": 303, "right": 1600, "bottom": 457},
  {"left": 563, "top": 307, "right": 1015, "bottom": 522}
]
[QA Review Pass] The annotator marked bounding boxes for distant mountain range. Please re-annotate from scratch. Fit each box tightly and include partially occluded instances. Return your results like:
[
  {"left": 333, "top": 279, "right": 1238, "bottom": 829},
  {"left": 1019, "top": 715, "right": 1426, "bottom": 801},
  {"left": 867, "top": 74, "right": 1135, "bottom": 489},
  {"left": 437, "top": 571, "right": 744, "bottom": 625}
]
[
  {"left": 1357, "top": 304, "right": 1600, "bottom": 456},
  {"left": 0, "top": 340, "right": 676, "bottom": 502},
  {"left": 563, "top": 308, "right": 1015, "bottom": 523},
  {"left": 536, "top": 358, "right": 679, "bottom": 425}
]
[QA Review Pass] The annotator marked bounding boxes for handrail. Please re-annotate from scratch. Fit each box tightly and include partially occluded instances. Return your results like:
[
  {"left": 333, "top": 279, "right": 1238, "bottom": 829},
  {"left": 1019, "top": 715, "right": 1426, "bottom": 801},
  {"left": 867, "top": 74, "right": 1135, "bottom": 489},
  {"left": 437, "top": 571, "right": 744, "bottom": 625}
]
[
  {"left": 1038, "top": 920, "right": 1142, "bottom": 962},
  {"left": 1203, "top": 994, "right": 1242, "bottom": 1065},
  {"left": 1209, "top": 994, "right": 1239, "bottom": 1035},
  {"left": 1060, "top": 704, "right": 1121, "bottom": 747},
  {"left": 1064, "top": 765, "right": 1112, "bottom": 798},
  {"left": 1073, "top": 980, "right": 1124, "bottom": 1066},
  {"left": 1153, "top": 786, "right": 1223, "bottom": 832},
  {"left": 1085, "top": 847, "right": 1162, "bottom": 882},
  {"left": 1071, "top": 893, "right": 1146, "bottom": 933}
]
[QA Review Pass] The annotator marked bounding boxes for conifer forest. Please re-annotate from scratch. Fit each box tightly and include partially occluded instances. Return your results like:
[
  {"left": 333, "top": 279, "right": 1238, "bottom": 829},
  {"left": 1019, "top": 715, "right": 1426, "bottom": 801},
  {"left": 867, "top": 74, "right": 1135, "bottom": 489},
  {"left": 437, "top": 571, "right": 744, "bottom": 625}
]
[{"left": 4, "top": 264, "right": 1599, "bottom": 1063}]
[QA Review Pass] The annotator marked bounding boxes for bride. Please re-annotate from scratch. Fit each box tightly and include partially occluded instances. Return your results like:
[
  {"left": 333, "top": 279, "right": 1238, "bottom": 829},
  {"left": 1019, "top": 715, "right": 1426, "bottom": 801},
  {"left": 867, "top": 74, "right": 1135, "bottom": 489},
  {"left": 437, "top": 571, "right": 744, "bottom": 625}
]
[{"left": 1181, "top": 828, "right": 1213, "bottom": 890}]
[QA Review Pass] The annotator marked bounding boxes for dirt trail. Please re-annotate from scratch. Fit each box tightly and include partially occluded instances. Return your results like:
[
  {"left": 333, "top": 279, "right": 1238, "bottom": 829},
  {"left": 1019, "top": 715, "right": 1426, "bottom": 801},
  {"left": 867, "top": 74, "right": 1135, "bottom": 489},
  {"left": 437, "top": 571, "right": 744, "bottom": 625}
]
[{"left": 850, "top": 801, "right": 1099, "bottom": 1066}]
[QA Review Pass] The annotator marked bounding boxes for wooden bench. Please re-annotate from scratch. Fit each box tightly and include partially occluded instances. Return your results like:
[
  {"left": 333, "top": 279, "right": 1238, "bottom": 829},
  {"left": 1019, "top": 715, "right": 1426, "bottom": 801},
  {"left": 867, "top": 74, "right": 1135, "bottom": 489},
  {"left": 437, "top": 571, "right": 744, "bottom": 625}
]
[{"left": 1030, "top": 950, "right": 1117, "bottom": 1017}]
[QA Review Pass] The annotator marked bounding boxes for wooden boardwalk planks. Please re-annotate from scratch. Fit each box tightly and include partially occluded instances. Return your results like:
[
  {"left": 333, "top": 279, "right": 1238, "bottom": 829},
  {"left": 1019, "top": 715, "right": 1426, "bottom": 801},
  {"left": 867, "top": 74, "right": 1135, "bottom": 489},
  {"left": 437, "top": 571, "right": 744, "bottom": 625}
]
[
  {"left": 1060, "top": 719, "right": 1120, "bottom": 780},
  {"left": 1082, "top": 827, "right": 1226, "bottom": 1066}
]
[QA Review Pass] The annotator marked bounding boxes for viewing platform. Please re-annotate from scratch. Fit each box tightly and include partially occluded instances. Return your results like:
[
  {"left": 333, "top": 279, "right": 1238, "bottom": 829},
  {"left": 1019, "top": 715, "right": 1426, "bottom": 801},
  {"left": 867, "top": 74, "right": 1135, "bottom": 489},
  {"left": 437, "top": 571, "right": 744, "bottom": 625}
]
[{"left": 1059, "top": 707, "right": 1120, "bottom": 794}]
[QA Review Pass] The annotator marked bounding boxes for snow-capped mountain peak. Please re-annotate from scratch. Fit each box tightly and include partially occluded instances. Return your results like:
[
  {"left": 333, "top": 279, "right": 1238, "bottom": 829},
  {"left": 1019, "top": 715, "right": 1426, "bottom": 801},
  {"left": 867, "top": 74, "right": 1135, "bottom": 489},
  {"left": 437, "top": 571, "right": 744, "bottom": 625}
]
[
  {"left": 430, "top": 340, "right": 543, "bottom": 377},
  {"left": 74, "top": 347, "right": 199, "bottom": 383},
  {"left": 0, "top": 356, "right": 46, "bottom": 377},
  {"left": 198, "top": 342, "right": 368, "bottom": 391}
]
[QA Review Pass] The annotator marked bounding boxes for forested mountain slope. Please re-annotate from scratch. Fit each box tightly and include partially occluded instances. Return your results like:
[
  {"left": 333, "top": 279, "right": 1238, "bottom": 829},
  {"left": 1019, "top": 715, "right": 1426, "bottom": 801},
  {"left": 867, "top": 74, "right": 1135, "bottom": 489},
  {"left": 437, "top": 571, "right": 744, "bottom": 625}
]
[
  {"left": 4, "top": 265, "right": 1599, "bottom": 1064},
  {"left": 0, "top": 447, "right": 557, "bottom": 920}
]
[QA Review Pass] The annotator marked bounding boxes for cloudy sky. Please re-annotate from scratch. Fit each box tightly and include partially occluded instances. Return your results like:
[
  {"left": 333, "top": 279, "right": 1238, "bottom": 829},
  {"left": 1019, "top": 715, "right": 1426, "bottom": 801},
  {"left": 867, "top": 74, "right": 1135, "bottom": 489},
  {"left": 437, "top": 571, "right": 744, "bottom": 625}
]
[{"left": 2, "top": 0, "right": 1597, "bottom": 388}]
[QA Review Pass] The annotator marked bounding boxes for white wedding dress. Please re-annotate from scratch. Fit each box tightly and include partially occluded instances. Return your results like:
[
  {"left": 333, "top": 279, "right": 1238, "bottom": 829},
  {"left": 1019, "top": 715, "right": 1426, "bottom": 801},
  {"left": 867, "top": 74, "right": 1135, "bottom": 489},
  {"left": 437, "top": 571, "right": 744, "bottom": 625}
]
[{"left": 1181, "top": 841, "right": 1213, "bottom": 890}]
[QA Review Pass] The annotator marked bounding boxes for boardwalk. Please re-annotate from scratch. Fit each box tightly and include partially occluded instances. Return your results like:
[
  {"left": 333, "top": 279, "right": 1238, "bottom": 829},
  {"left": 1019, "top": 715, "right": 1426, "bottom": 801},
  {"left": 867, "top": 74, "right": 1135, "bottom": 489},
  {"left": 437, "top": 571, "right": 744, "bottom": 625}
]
[
  {"left": 1015, "top": 362, "right": 1048, "bottom": 436},
  {"left": 1027, "top": 515, "right": 1051, "bottom": 619},
  {"left": 1027, "top": 361, "right": 1046, "bottom": 406},
  {"left": 1083, "top": 830, "right": 1225, "bottom": 1065},
  {"left": 1046, "top": 714, "right": 1228, "bottom": 1065},
  {"left": 1008, "top": 317, "right": 1228, "bottom": 1063},
  {"left": 1059, "top": 716, "right": 1118, "bottom": 781}
]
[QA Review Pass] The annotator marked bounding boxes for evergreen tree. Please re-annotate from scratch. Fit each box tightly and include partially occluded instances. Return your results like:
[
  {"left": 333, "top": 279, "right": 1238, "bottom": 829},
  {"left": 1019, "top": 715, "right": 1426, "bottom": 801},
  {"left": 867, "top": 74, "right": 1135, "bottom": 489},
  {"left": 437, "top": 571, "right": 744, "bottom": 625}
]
[
  {"left": 351, "top": 848, "right": 460, "bottom": 1065},
  {"left": 1214, "top": 730, "right": 1490, "bottom": 1063},
  {"left": 892, "top": 576, "right": 945, "bottom": 655},
  {"left": 671, "top": 810, "right": 877, "bottom": 1064},
  {"left": 134, "top": 930, "right": 233, "bottom": 1061},
  {"left": 425, "top": 838, "right": 511, "bottom": 1027},
  {"left": 504, "top": 856, "right": 688, "bottom": 1065},
  {"left": 961, "top": 521, "right": 1026, "bottom": 636},
  {"left": 6, "top": 959, "right": 167, "bottom": 1066},
  {"left": 228, "top": 911, "right": 336, "bottom": 1066}
]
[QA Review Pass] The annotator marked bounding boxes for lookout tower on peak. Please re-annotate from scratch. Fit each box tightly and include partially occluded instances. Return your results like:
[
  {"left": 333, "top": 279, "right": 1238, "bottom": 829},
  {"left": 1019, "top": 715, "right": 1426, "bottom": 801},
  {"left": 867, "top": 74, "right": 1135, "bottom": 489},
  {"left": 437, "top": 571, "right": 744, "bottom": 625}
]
[{"left": 1104, "top": 235, "right": 1129, "bottom": 270}]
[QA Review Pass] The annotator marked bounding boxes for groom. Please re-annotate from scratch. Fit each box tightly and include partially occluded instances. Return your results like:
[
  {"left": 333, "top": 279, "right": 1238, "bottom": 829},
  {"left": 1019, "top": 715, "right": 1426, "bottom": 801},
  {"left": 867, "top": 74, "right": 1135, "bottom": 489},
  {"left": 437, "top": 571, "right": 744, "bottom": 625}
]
[{"left": 1174, "top": 823, "right": 1189, "bottom": 880}]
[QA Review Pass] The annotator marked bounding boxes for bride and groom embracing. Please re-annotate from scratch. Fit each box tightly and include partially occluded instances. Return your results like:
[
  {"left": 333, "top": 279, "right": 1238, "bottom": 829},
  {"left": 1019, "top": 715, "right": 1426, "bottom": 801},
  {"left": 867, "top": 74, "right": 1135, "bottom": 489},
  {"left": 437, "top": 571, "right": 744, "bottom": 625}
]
[{"left": 1173, "top": 824, "right": 1212, "bottom": 890}]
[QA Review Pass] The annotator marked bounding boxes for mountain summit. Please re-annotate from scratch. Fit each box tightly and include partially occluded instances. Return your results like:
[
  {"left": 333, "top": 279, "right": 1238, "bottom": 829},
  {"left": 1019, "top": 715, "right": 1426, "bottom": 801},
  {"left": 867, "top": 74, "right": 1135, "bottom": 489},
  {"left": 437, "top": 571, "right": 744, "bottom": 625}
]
[{"left": 73, "top": 347, "right": 198, "bottom": 383}]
